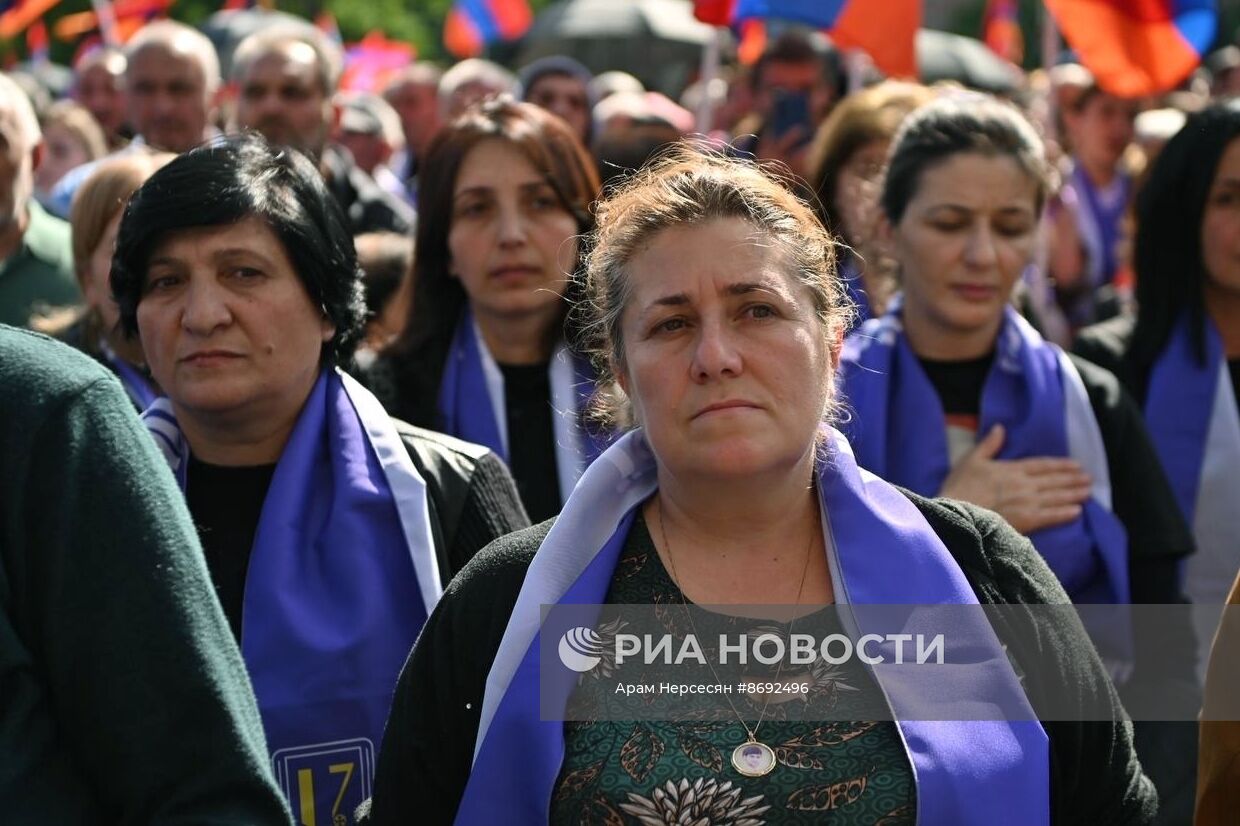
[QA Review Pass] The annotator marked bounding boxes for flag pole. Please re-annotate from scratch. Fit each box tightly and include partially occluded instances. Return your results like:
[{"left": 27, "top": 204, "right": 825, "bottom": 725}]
[
  {"left": 695, "top": 25, "right": 722, "bottom": 136},
  {"left": 1032, "top": 1, "right": 1071, "bottom": 346},
  {"left": 90, "top": 0, "right": 120, "bottom": 47},
  {"left": 1041, "top": 1, "right": 1060, "bottom": 146}
]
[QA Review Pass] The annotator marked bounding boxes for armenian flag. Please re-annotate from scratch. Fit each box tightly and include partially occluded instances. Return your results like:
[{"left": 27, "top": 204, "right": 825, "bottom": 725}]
[
  {"left": 444, "top": 0, "right": 532, "bottom": 59},
  {"left": 702, "top": 0, "right": 919, "bottom": 78},
  {"left": 983, "top": 0, "right": 1023, "bottom": 65},
  {"left": 1044, "top": 0, "right": 1217, "bottom": 97},
  {"left": 0, "top": 0, "right": 63, "bottom": 39}
]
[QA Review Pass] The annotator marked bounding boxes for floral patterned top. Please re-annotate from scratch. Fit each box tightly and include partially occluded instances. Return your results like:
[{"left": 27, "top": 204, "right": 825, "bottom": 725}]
[{"left": 550, "top": 514, "right": 916, "bottom": 825}]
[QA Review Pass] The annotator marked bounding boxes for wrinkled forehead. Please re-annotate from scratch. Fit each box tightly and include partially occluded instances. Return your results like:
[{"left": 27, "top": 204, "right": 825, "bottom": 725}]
[
  {"left": 127, "top": 43, "right": 207, "bottom": 86},
  {"left": 621, "top": 221, "right": 803, "bottom": 314},
  {"left": 243, "top": 43, "right": 322, "bottom": 85}
]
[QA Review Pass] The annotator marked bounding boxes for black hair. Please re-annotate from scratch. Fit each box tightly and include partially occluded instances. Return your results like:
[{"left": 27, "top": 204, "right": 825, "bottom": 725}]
[
  {"left": 111, "top": 132, "right": 366, "bottom": 364},
  {"left": 1129, "top": 100, "right": 1240, "bottom": 381},
  {"left": 880, "top": 94, "right": 1051, "bottom": 226}
]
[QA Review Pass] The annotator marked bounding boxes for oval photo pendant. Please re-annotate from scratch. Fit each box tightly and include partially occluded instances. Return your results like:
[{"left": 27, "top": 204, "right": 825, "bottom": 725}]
[{"left": 731, "top": 741, "right": 777, "bottom": 777}]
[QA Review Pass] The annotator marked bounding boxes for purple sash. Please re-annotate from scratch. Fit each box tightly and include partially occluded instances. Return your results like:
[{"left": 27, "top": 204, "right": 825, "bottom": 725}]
[
  {"left": 841, "top": 305, "right": 1130, "bottom": 609},
  {"left": 144, "top": 369, "right": 440, "bottom": 824},
  {"left": 99, "top": 340, "right": 159, "bottom": 410},
  {"left": 1070, "top": 165, "right": 1130, "bottom": 286},
  {"left": 453, "top": 428, "right": 1049, "bottom": 825},
  {"left": 438, "top": 306, "right": 608, "bottom": 489},
  {"left": 840, "top": 254, "right": 872, "bottom": 329},
  {"left": 1145, "top": 315, "right": 1221, "bottom": 522}
]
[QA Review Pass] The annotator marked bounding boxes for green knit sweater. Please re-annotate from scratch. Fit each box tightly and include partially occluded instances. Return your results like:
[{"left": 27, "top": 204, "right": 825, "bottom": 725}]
[{"left": 0, "top": 325, "right": 292, "bottom": 824}]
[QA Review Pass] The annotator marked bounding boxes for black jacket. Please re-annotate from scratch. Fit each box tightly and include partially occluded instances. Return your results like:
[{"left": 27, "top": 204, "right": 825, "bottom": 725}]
[{"left": 394, "top": 419, "right": 530, "bottom": 582}]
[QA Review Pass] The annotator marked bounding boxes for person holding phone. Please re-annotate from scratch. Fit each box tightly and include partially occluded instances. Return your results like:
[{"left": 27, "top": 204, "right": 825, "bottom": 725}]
[{"left": 735, "top": 31, "right": 839, "bottom": 176}]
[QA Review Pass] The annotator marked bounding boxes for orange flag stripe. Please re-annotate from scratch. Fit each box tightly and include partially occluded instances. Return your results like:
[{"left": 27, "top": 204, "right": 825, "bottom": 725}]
[
  {"left": 0, "top": 0, "right": 64, "bottom": 39},
  {"left": 830, "top": 0, "right": 920, "bottom": 79},
  {"left": 1045, "top": 0, "right": 1201, "bottom": 97}
]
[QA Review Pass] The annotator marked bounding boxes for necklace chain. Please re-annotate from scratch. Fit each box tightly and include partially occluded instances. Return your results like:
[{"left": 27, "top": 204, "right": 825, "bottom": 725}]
[{"left": 655, "top": 499, "right": 815, "bottom": 747}]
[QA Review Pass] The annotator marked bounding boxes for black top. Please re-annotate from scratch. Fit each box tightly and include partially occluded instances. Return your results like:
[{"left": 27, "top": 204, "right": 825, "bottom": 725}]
[
  {"left": 1074, "top": 313, "right": 1240, "bottom": 413},
  {"left": 186, "top": 456, "right": 277, "bottom": 639},
  {"left": 918, "top": 352, "right": 994, "bottom": 417},
  {"left": 362, "top": 495, "right": 1158, "bottom": 826},
  {"left": 322, "top": 144, "right": 416, "bottom": 237},
  {"left": 498, "top": 361, "right": 563, "bottom": 523},
  {"left": 181, "top": 420, "right": 530, "bottom": 641},
  {"left": 1228, "top": 360, "right": 1240, "bottom": 412}
]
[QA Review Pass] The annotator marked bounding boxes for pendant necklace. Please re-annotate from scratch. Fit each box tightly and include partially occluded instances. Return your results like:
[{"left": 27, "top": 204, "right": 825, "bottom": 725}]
[{"left": 656, "top": 499, "right": 815, "bottom": 779}]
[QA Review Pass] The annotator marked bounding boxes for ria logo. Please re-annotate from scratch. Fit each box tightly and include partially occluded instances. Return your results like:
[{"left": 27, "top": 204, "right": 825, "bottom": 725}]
[{"left": 558, "top": 626, "right": 604, "bottom": 672}]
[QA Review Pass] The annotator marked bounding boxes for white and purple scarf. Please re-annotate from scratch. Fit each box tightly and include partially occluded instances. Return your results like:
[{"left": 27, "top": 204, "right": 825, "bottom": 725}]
[
  {"left": 1145, "top": 315, "right": 1240, "bottom": 667},
  {"left": 144, "top": 368, "right": 440, "bottom": 822},
  {"left": 438, "top": 306, "right": 608, "bottom": 504},
  {"left": 841, "top": 304, "right": 1129, "bottom": 607},
  {"left": 452, "top": 428, "right": 1049, "bottom": 825},
  {"left": 98, "top": 338, "right": 158, "bottom": 410}
]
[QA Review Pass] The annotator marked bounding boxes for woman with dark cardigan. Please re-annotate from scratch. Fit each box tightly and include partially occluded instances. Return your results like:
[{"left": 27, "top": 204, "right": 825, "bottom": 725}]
[
  {"left": 109, "top": 134, "right": 528, "bottom": 825},
  {"left": 366, "top": 98, "right": 607, "bottom": 523},
  {"left": 840, "top": 94, "right": 1195, "bottom": 823},
  {"left": 1074, "top": 101, "right": 1240, "bottom": 673},
  {"left": 364, "top": 147, "right": 1155, "bottom": 825}
]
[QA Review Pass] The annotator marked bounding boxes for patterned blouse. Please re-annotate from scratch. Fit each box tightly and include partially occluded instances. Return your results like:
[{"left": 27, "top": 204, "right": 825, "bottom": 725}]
[{"left": 550, "top": 514, "right": 916, "bottom": 825}]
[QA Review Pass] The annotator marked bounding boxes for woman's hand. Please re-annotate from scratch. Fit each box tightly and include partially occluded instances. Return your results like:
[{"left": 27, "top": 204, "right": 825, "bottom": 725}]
[{"left": 939, "top": 425, "right": 1093, "bottom": 534}]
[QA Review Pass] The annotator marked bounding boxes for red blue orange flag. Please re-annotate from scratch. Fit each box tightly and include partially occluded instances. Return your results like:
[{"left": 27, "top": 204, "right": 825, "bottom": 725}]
[
  {"left": 444, "top": 0, "right": 532, "bottom": 59},
  {"left": 983, "top": 0, "right": 1023, "bottom": 65},
  {"left": 725, "top": 0, "right": 919, "bottom": 78},
  {"left": 1044, "top": 0, "right": 1217, "bottom": 97},
  {"left": 340, "top": 30, "right": 414, "bottom": 92},
  {"left": 0, "top": 0, "right": 63, "bottom": 39}
]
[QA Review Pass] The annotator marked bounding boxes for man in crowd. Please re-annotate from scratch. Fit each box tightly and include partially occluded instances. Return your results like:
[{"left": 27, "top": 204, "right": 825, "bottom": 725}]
[
  {"left": 383, "top": 62, "right": 442, "bottom": 198},
  {"left": 0, "top": 73, "right": 77, "bottom": 327},
  {"left": 738, "top": 31, "right": 840, "bottom": 176},
  {"left": 70, "top": 46, "right": 129, "bottom": 150},
  {"left": 335, "top": 93, "right": 413, "bottom": 207},
  {"left": 231, "top": 25, "right": 415, "bottom": 235},
  {"left": 47, "top": 20, "right": 221, "bottom": 217},
  {"left": 438, "top": 57, "right": 516, "bottom": 121}
]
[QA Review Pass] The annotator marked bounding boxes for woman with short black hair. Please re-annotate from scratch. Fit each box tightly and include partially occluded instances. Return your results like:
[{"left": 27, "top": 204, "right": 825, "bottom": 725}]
[{"left": 110, "top": 133, "right": 528, "bottom": 825}]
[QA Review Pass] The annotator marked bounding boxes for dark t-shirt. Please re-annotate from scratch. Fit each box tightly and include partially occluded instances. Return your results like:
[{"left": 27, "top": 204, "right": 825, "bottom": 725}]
[
  {"left": 498, "top": 362, "right": 562, "bottom": 524},
  {"left": 918, "top": 353, "right": 993, "bottom": 463},
  {"left": 1228, "top": 359, "right": 1240, "bottom": 413},
  {"left": 186, "top": 456, "right": 276, "bottom": 639}
]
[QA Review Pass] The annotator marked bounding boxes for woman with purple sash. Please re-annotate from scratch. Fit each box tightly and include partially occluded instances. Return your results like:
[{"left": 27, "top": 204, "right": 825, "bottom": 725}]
[
  {"left": 364, "top": 148, "right": 1154, "bottom": 825},
  {"left": 367, "top": 99, "right": 607, "bottom": 523},
  {"left": 840, "top": 95, "right": 1193, "bottom": 823},
  {"left": 1056, "top": 75, "right": 1139, "bottom": 327},
  {"left": 108, "top": 134, "right": 528, "bottom": 826},
  {"left": 1074, "top": 101, "right": 1240, "bottom": 821}
]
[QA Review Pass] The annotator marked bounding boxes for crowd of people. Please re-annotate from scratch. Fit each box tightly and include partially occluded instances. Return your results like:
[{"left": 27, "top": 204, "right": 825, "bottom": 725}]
[{"left": 2, "top": 12, "right": 1240, "bottom": 826}]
